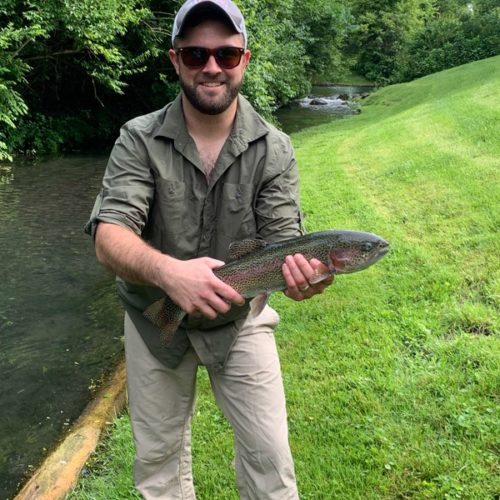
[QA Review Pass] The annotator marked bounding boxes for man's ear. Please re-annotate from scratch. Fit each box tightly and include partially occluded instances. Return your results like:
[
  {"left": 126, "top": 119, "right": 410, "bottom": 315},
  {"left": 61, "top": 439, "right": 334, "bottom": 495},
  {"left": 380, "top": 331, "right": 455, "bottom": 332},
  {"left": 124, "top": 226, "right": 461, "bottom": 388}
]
[
  {"left": 169, "top": 48, "right": 180, "bottom": 75},
  {"left": 242, "top": 50, "right": 251, "bottom": 69}
]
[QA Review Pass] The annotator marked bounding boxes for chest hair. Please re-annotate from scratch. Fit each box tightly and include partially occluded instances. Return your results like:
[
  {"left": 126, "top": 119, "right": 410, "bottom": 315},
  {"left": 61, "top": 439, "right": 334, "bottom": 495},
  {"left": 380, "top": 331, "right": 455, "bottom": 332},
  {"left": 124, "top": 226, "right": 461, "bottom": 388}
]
[
  {"left": 195, "top": 138, "right": 227, "bottom": 178},
  {"left": 198, "top": 149, "right": 219, "bottom": 178}
]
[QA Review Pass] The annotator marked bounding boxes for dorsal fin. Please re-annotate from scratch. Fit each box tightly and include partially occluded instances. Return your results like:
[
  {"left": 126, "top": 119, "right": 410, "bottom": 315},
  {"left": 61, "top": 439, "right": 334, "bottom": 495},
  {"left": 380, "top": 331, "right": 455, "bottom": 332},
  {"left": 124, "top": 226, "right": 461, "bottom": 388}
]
[{"left": 228, "top": 239, "right": 267, "bottom": 260}]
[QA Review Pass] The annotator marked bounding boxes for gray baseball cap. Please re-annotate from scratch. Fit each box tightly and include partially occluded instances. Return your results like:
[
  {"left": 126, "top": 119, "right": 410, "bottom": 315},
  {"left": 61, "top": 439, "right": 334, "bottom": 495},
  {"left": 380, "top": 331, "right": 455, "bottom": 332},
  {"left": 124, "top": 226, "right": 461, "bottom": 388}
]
[{"left": 172, "top": 0, "right": 247, "bottom": 48}]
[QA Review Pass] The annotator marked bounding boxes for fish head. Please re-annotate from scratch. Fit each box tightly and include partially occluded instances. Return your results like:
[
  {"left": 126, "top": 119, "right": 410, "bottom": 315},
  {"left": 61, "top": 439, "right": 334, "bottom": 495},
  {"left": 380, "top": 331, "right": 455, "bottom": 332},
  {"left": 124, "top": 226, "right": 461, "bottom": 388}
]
[{"left": 328, "top": 231, "right": 389, "bottom": 274}]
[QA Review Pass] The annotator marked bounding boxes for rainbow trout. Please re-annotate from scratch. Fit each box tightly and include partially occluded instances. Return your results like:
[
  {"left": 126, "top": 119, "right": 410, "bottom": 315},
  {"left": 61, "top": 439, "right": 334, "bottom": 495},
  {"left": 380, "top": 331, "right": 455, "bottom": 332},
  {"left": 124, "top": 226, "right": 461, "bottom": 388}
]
[{"left": 144, "top": 230, "right": 389, "bottom": 345}]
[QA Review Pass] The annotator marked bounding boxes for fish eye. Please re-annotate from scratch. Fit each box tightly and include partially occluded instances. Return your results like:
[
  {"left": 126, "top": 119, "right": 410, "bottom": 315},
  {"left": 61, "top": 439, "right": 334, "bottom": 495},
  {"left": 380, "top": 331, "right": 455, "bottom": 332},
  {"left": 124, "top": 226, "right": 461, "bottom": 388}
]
[{"left": 361, "top": 242, "right": 373, "bottom": 252}]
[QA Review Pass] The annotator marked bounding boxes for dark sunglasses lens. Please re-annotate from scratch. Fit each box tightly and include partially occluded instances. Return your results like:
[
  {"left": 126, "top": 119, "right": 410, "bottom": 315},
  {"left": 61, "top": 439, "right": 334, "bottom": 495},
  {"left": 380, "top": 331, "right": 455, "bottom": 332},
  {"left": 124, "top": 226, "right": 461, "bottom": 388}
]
[
  {"left": 216, "top": 47, "right": 243, "bottom": 68},
  {"left": 180, "top": 47, "right": 243, "bottom": 69},
  {"left": 181, "top": 48, "right": 209, "bottom": 67}
]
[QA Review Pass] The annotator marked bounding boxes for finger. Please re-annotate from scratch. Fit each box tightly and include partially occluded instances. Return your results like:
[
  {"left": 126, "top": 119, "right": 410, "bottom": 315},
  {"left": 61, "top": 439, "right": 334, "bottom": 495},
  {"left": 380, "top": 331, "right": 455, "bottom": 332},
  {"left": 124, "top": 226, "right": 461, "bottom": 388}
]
[
  {"left": 294, "top": 254, "right": 325, "bottom": 287},
  {"left": 306, "top": 273, "right": 331, "bottom": 294},
  {"left": 204, "top": 257, "right": 227, "bottom": 270},
  {"left": 283, "top": 286, "right": 307, "bottom": 301},
  {"left": 191, "top": 260, "right": 244, "bottom": 307},
  {"left": 282, "top": 262, "right": 310, "bottom": 301},
  {"left": 284, "top": 256, "right": 335, "bottom": 301},
  {"left": 214, "top": 281, "right": 245, "bottom": 306},
  {"left": 188, "top": 284, "right": 233, "bottom": 319},
  {"left": 192, "top": 301, "right": 219, "bottom": 320},
  {"left": 282, "top": 260, "right": 303, "bottom": 293},
  {"left": 207, "top": 292, "right": 233, "bottom": 314},
  {"left": 194, "top": 281, "right": 244, "bottom": 318},
  {"left": 189, "top": 292, "right": 230, "bottom": 320},
  {"left": 284, "top": 254, "right": 313, "bottom": 291}
]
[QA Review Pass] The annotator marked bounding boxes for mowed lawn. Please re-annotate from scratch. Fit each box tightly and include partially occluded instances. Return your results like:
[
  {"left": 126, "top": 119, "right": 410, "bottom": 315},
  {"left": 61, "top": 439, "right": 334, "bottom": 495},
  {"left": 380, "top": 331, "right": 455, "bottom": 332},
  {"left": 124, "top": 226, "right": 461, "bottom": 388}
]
[{"left": 71, "top": 56, "right": 499, "bottom": 499}]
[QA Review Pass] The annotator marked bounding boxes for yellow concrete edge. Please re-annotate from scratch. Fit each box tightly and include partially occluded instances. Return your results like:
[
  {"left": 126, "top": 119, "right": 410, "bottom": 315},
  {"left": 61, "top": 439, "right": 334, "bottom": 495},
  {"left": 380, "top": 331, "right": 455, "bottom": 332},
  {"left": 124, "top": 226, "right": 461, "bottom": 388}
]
[{"left": 15, "top": 359, "right": 127, "bottom": 500}]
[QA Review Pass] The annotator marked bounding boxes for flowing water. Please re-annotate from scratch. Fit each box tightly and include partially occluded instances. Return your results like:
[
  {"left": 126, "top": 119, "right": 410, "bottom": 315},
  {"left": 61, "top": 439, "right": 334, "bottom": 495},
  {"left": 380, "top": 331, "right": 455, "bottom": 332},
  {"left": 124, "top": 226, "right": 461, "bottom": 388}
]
[
  {"left": 275, "top": 84, "right": 373, "bottom": 134},
  {"left": 0, "top": 84, "right": 373, "bottom": 498},
  {"left": 0, "top": 156, "right": 123, "bottom": 499}
]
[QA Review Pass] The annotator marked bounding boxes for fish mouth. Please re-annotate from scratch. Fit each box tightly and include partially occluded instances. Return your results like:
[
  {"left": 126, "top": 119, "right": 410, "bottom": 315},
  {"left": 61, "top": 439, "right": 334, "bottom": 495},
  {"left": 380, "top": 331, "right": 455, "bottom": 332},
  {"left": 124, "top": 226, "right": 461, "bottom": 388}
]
[
  {"left": 378, "top": 239, "right": 390, "bottom": 255},
  {"left": 379, "top": 240, "right": 390, "bottom": 256},
  {"left": 372, "top": 240, "right": 390, "bottom": 262}
]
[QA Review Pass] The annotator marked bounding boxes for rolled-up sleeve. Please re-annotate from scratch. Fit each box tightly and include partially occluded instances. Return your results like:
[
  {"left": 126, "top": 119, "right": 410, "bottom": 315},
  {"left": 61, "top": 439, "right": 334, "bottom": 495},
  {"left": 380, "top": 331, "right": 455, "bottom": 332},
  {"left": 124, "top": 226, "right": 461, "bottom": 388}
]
[
  {"left": 255, "top": 133, "right": 304, "bottom": 242},
  {"left": 85, "top": 123, "right": 154, "bottom": 238}
]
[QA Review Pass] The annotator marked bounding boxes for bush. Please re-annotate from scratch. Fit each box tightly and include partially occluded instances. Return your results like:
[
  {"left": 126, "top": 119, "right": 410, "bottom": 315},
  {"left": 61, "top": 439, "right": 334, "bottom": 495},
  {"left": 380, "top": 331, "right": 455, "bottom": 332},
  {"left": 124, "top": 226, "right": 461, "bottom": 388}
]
[{"left": 399, "top": 10, "right": 500, "bottom": 81}]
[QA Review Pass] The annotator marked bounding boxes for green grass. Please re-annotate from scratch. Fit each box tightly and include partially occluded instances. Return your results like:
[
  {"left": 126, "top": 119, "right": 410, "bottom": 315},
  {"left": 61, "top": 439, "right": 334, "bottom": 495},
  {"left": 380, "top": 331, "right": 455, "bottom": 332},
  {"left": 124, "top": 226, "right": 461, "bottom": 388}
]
[{"left": 70, "top": 56, "right": 500, "bottom": 499}]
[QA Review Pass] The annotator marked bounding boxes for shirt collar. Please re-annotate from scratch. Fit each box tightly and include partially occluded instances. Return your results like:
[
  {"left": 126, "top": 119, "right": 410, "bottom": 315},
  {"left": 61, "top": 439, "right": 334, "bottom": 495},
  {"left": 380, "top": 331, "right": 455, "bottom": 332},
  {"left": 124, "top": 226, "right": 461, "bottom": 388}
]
[
  {"left": 154, "top": 93, "right": 271, "bottom": 148},
  {"left": 154, "top": 94, "right": 188, "bottom": 141}
]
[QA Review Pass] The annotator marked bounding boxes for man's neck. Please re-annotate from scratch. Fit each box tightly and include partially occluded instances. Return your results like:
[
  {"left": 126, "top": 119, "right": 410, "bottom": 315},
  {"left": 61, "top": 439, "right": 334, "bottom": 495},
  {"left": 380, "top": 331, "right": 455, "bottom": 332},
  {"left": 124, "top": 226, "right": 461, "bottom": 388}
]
[{"left": 181, "top": 94, "right": 238, "bottom": 141}]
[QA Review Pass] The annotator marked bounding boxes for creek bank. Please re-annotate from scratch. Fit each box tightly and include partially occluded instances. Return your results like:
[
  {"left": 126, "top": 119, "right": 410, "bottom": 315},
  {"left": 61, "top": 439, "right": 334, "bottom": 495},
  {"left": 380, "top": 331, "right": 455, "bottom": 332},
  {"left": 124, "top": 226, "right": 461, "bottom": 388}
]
[{"left": 14, "top": 361, "right": 127, "bottom": 500}]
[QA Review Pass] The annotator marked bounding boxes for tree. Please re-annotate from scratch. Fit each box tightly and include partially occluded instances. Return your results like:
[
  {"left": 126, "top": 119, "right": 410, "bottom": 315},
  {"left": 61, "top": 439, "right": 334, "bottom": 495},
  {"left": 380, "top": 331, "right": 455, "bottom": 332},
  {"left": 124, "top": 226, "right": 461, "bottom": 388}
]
[
  {"left": 347, "top": 0, "right": 434, "bottom": 84},
  {"left": 400, "top": 0, "right": 500, "bottom": 81},
  {"left": 0, "top": 0, "right": 167, "bottom": 159},
  {"left": 241, "top": 0, "right": 351, "bottom": 116}
]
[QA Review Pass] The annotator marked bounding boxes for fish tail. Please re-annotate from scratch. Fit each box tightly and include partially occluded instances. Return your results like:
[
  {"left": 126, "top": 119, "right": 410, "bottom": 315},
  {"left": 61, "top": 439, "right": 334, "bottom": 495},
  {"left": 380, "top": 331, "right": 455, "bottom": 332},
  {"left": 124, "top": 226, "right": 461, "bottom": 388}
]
[{"left": 143, "top": 297, "right": 186, "bottom": 346}]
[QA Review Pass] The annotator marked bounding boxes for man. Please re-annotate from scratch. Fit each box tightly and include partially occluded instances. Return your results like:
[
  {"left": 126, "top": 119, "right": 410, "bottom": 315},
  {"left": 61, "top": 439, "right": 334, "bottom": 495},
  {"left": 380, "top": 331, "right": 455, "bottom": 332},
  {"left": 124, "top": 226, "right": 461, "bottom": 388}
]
[{"left": 86, "top": 0, "right": 333, "bottom": 498}]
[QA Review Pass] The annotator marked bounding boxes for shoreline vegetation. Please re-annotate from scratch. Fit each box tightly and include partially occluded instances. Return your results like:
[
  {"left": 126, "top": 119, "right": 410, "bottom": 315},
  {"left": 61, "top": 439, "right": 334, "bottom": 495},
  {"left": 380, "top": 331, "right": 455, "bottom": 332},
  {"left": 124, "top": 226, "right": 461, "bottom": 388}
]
[
  {"left": 66, "top": 56, "right": 500, "bottom": 499},
  {"left": 2, "top": 1, "right": 498, "bottom": 162},
  {"left": 313, "top": 70, "right": 377, "bottom": 88}
]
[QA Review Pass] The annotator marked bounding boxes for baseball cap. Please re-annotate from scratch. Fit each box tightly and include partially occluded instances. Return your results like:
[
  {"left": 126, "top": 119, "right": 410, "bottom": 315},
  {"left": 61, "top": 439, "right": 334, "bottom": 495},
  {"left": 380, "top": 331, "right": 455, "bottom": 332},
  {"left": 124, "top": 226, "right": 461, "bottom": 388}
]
[{"left": 172, "top": 0, "right": 247, "bottom": 48}]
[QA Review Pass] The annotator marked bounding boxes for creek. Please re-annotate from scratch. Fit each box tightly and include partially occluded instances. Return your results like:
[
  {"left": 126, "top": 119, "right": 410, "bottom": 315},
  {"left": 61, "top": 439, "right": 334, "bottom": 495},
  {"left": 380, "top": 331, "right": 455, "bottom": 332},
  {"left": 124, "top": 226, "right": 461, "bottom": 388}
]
[
  {"left": 0, "top": 84, "right": 372, "bottom": 499},
  {"left": 275, "top": 84, "right": 373, "bottom": 134},
  {"left": 0, "top": 156, "right": 123, "bottom": 498}
]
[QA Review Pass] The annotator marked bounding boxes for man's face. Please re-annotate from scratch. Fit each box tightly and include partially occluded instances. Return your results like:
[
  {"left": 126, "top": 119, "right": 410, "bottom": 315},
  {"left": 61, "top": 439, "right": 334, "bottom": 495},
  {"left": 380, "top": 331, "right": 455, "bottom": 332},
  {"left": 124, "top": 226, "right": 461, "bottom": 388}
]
[{"left": 169, "top": 20, "right": 251, "bottom": 115}]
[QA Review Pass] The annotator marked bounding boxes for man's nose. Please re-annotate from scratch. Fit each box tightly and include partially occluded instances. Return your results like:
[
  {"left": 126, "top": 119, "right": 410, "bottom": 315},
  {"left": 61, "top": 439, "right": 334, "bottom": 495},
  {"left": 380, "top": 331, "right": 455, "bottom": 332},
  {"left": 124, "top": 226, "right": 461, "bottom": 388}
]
[{"left": 203, "top": 54, "right": 222, "bottom": 72}]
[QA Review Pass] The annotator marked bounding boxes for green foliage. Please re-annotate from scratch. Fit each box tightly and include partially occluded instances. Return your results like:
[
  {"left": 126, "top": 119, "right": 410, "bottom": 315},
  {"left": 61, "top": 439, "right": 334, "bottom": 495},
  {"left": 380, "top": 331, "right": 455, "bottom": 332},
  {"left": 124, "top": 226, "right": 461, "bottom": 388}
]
[
  {"left": 0, "top": 12, "right": 43, "bottom": 160},
  {"left": 7, "top": 112, "right": 100, "bottom": 156},
  {"left": 2, "top": 0, "right": 498, "bottom": 157},
  {"left": 348, "top": 0, "right": 500, "bottom": 84},
  {"left": 347, "top": 0, "right": 434, "bottom": 84},
  {"left": 400, "top": 2, "right": 500, "bottom": 81},
  {"left": 1, "top": 0, "right": 352, "bottom": 157},
  {"left": 241, "top": 0, "right": 351, "bottom": 118},
  {"left": 0, "top": 0, "right": 171, "bottom": 159},
  {"left": 20, "top": 0, "right": 154, "bottom": 91},
  {"left": 242, "top": 1, "right": 308, "bottom": 117}
]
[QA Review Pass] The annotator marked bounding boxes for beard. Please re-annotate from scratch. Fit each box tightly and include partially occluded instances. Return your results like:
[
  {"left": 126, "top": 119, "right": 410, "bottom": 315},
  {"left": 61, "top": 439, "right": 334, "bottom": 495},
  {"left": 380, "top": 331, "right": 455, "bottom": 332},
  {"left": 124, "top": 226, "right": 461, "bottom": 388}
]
[{"left": 179, "top": 76, "right": 242, "bottom": 115}]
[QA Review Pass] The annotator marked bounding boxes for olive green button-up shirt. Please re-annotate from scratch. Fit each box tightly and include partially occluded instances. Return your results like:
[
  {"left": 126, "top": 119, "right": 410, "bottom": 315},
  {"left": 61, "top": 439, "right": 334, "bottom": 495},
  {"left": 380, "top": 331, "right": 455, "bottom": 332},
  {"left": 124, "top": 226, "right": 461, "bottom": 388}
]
[{"left": 86, "top": 94, "right": 302, "bottom": 370}]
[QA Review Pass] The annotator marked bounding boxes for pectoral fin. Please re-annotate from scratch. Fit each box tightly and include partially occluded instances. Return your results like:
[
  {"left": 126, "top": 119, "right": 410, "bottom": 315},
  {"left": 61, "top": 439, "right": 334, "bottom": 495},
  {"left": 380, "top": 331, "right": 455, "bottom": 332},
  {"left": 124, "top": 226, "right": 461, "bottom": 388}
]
[
  {"left": 249, "top": 293, "right": 269, "bottom": 316},
  {"left": 143, "top": 298, "right": 186, "bottom": 346},
  {"left": 309, "top": 270, "right": 334, "bottom": 284}
]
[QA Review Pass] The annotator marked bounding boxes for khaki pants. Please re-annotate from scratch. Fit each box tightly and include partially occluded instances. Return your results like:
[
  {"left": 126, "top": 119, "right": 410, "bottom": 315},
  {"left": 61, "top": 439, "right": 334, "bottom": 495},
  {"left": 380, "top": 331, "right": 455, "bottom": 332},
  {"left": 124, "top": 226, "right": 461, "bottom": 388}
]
[{"left": 125, "top": 306, "right": 298, "bottom": 500}]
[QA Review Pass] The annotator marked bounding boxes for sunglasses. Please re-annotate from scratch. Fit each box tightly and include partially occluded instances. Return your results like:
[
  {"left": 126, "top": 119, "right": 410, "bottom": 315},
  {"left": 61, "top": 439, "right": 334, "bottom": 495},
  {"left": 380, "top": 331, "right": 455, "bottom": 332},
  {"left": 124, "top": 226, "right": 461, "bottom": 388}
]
[{"left": 176, "top": 46, "right": 245, "bottom": 69}]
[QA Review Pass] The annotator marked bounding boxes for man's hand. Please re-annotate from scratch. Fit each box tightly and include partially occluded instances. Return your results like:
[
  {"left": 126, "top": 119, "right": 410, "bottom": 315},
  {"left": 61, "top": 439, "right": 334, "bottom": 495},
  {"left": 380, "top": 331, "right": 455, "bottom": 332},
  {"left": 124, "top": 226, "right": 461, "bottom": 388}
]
[
  {"left": 157, "top": 256, "right": 245, "bottom": 319},
  {"left": 282, "top": 254, "right": 334, "bottom": 301},
  {"left": 95, "top": 223, "right": 244, "bottom": 320}
]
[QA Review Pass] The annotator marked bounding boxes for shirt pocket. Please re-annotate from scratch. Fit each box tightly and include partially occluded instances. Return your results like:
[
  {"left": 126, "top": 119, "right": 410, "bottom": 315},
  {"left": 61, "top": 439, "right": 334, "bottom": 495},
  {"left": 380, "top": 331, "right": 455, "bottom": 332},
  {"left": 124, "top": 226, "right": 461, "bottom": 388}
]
[
  {"left": 155, "top": 179, "right": 185, "bottom": 217},
  {"left": 219, "top": 183, "right": 256, "bottom": 239},
  {"left": 153, "top": 179, "right": 188, "bottom": 247}
]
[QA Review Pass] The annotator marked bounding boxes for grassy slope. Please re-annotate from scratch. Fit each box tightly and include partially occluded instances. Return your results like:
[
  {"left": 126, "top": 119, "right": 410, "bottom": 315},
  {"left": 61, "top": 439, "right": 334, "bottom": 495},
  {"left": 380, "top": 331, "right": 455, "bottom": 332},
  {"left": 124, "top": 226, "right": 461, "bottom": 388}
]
[{"left": 71, "top": 56, "right": 499, "bottom": 500}]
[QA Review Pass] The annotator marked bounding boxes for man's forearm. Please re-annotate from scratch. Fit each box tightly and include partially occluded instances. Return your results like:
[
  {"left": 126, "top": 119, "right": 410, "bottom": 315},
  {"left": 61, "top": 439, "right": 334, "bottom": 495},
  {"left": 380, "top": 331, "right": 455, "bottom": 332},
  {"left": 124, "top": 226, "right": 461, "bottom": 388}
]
[
  {"left": 95, "top": 222, "right": 168, "bottom": 287},
  {"left": 94, "top": 222, "right": 245, "bottom": 318}
]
